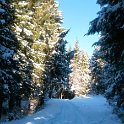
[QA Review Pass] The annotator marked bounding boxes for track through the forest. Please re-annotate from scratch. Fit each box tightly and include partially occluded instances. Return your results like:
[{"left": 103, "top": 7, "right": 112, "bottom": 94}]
[{"left": 1, "top": 95, "right": 121, "bottom": 124}]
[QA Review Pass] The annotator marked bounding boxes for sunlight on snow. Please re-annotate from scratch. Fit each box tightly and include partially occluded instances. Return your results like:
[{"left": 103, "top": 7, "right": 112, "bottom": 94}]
[
  {"left": 34, "top": 116, "right": 47, "bottom": 120},
  {"left": 26, "top": 122, "right": 33, "bottom": 124},
  {"left": 82, "top": 95, "right": 92, "bottom": 99}
]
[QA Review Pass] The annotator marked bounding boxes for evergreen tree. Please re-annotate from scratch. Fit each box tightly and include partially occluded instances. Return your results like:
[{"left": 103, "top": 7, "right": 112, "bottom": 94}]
[
  {"left": 11, "top": 0, "right": 70, "bottom": 102},
  {"left": 0, "top": 0, "right": 72, "bottom": 120},
  {"left": 11, "top": 0, "right": 36, "bottom": 113},
  {"left": 0, "top": 0, "right": 24, "bottom": 119},
  {"left": 51, "top": 31, "right": 71, "bottom": 98},
  {"left": 31, "top": 0, "right": 64, "bottom": 97},
  {"left": 69, "top": 41, "right": 91, "bottom": 96},
  {"left": 35, "top": 1, "right": 72, "bottom": 99},
  {"left": 90, "top": 47, "right": 105, "bottom": 94},
  {"left": 42, "top": 31, "right": 72, "bottom": 98},
  {"left": 11, "top": 0, "right": 64, "bottom": 99},
  {"left": 88, "top": 0, "right": 124, "bottom": 117}
]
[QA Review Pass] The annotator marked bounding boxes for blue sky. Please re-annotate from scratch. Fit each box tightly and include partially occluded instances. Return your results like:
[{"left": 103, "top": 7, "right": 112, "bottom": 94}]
[{"left": 58, "top": 0, "right": 100, "bottom": 56}]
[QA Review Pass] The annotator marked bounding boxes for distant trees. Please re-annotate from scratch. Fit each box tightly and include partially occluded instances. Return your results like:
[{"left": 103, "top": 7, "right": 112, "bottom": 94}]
[
  {"left": 88, "top": 0, "right": 124, "bottom": 118},
  {"left": 69, "top": 41, "right": 91, "bottom": 96}
]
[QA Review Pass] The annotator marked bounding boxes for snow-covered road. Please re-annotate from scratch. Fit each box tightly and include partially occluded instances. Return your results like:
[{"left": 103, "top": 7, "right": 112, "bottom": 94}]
[{"left": 1, "top": 95, "right": 121, "bottom": 124}]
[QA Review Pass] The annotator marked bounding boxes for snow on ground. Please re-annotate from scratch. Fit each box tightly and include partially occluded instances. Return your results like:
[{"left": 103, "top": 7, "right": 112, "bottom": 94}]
[{"left": 1, "top": 95, "right": 121, "bottom": 124}]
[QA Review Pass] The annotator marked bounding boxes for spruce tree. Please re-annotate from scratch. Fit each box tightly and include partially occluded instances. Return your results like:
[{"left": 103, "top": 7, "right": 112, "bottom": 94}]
[
  {"left": 30, "top": 0, "right": 65, "bottom": 98},
  {"left": 88, "top": 0, "right": 124, "bottom": 116},
  {"left": 46, "top": 30, "right": 71, "bottom": 98},
  {"left": 0, "top": 0, "right": 23, "bottom": 119},
  {"left": 11, "top": 0, "right": 35, "bottom": 104},
  {"left": 90, "top": 47, "right": 105, "bottom": 94},
  {"left": 0, "top": 0, "right": 72, "bottom": 119},
  {"left": 69, "top": 41, "right": 91, "bottom": 96},
  {"left": 35, "top": 0, "right": 71, "bottom": 99},
  {"left": 11, "top": 0, "right": 70, "bottom": 99}
]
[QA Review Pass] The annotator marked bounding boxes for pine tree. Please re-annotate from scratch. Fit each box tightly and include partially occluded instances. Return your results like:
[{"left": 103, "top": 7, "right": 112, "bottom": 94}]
[
  {"left": 31, "top": 0, "right": 64, "bottom": 97},
  {"left": 47, "top": 30, "right": 71, "bottom": 98},
  {"left": 88, "top": 0, "right": 124, "bottom": 116},
  {"left": 11, "top": 0, "right": 70, "bottom": 102},
  {"left": 0, "top": 0, "right": 72, "bottom": 120},
  {"left": 33, "top": 0, "right": 71, "bottom": 99},
  {"left": 11, "top": 0, "right": 36, "bottom": 110},
  {"left": 0, "top": 0, "right": 24, "bottom": 119},
  {"left": 90, "top": 47, "right": 105, "bottom": 94},
  {"left": 69, "top": 41, "right": 91, "bottom": 96}
]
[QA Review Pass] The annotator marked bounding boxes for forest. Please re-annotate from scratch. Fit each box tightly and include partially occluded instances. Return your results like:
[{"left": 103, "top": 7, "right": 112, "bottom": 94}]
[{"left": 0, "top": 0, "right": 124, "bottom": 123}]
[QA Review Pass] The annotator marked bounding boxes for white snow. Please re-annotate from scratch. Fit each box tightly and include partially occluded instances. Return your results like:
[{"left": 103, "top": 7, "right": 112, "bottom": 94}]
[
  {"left": 23, "top": 28, "right": 33, "bottom": 36},
  {"left": 1, "top": 95, "right": 121, "bottom": 124},
  {"left": 18, "top": 1, "right": 28, "bottom": 6},
  {"left": 32, "top": 73, "right": 40, "bottom": 79},
  {"left": 15, "top": 25, "right": 22, "bottom": 33},
  {"left": 51, "top": 50, "right": 57, "bottom": 54}
]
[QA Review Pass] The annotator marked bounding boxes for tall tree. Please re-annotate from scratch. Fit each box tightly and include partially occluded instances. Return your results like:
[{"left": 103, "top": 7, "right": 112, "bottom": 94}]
[
  {"left": 90, "top": 47, "right": 105, "bottom": 94},
  {"left": 0, "top": 0, "right": 24, "bottom": 119},
  {"left": 1, "top": 0, "right": 72, "bottom": 120},
  {"left": 88, "top": 0, "right": 124, "bottom": 116},
  {"left": 42, "top": 31, "right": 72, "bottom": 98},
  {"left": 11, "top": 0, "right": 65, "bottom": 99},
  {"left": 69, "top": 41, "right": 91, "bottom": 96},
  {"left": 12, "top": 0, "right": 36, "bottom": 106},
  {"left": 31, "top": 0, "right": 66, "bottom": 98}
]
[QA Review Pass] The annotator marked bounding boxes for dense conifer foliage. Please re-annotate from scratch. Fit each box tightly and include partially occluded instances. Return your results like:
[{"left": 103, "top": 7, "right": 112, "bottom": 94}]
[
  {"left": 42, "top": 30, "right": 72, "bottom": 99},
  {"left": 2, "top": 0, "right": 124, "bottom": 122},
  {"left": 0, "top": 0, "right": 24, "bottom": 120},
  {"left": 88, "top": 0, "right": 124, "bottom": 119},
  {"left": 0, "top": 0, "right": 73, "bottom": 121},
  {"left": 90, "top": 47, "right": 105, "bottom": 94},
  {"left": 69, "top": 41, "right": 91, "bottom": 96}
]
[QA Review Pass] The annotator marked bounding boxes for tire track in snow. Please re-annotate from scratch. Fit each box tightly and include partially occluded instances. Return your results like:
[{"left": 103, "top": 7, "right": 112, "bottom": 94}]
[{"left": 48, "top": 99, "right": 86, "bottom": 124}]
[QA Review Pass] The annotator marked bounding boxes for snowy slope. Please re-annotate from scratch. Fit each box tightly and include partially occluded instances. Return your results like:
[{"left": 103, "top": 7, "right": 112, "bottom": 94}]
[{"left": 1, "top": 95, "right": 121, "bottom": 124}]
